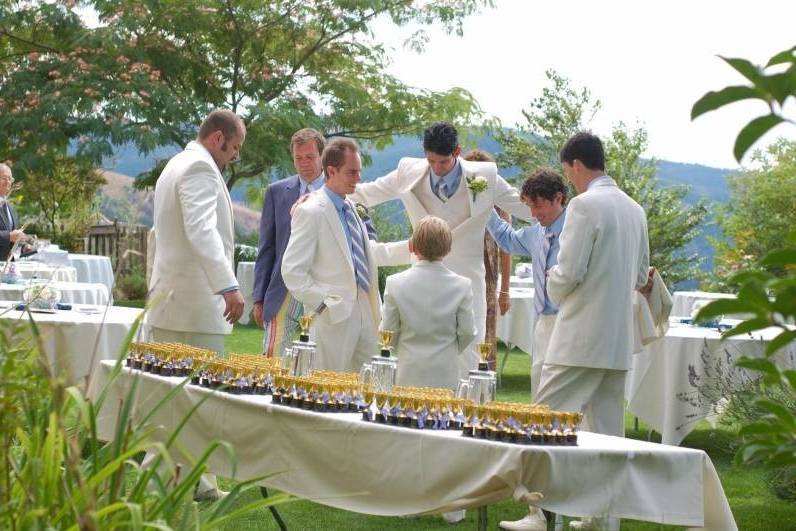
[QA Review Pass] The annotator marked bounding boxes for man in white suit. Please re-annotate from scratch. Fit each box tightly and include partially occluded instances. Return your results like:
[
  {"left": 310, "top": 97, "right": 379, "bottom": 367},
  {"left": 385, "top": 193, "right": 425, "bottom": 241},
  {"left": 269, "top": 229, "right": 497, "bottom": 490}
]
[
  {"left": 381, "top": 216, "right": 477, "bottom": 390},
  {"left": 145, "top": 110, "right": 244, "bottom": 502},
  {"left": 282, "top": 138, "right": 409, "bottom": 371},
  {"left": 349, "top": 122, "right": 532, "bottom": 379},
  {"left": 525, "top": 132, "right": 649, "bottom": 531},
  {"left": 147, "top": 109, "right": 245, "bottom": 353}
]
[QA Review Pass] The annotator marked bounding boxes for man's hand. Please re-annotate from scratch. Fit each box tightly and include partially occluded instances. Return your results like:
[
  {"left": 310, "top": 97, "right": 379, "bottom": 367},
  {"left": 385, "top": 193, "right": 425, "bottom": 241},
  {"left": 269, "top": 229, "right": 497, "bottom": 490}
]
[
  {"left": 253, "top": 301, "right": 264, "bottom": 328},
  {"left": 290, "top": 193, "right": 311, "bottom": 216},
  {"left": 498, "top": 291, "right": 511, "bottom": 315},
  {"left": 639, "top": 266, "right": 656, "bottom": 296},
  {"left": 9, "top": 229, "right": 24, "bottom": 242},
  {"left": 222, "top": 289, "right": 245, "bottom": 324}
]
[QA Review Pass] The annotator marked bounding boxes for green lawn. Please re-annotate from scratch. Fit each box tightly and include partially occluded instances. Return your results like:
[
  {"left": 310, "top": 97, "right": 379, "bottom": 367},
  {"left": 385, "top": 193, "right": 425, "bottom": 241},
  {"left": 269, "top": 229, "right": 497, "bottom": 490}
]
[{"left": 211, "top": 323, "right": 795, "bottom": 529}]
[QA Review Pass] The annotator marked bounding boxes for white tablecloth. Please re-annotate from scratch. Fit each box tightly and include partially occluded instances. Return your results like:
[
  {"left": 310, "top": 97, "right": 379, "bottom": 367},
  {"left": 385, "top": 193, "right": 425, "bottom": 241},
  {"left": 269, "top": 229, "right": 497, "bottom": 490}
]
[
  {"left": 672, "top": 291, "right": 736, "bottom": 317},
  {"left": 36, "top": 247, "right": 70, "bottom": 267},
  {"left": 89, "top": 361, "right": 736, "bottom": 530},
  {"left": 0, "top": 281, "right": 110, "bottom": 305},
  {"left": 0, "top": 305, "right": 143, "bottom": 388},
  {"left": 627, "top": 321, "right": 796, "bottom": 445},
  {"left": 68, "top": 254, "right": 115, "bottom": 292},
  {"left": 510, "top": 275, "right": 534, "bottom": 289},
  {"left": 236, "top": 261, "right": 255, "bottom": 325},
  {"left": 496, "top": 287, "right": 535, "bottom": 354},
  {"left": 4, "top": 261, "right": 77, "bottom": 282}
]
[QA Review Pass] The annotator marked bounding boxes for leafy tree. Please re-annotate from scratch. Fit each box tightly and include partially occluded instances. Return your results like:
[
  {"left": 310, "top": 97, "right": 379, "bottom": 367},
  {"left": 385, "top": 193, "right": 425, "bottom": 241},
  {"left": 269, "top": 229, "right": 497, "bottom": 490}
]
[
  {"left": 15, "top": 155, "right": 105, "bottom": 249},
  {"left": 497, "top": 70, "right": 708, "bottom": 287},
  {"left": 0, "top": 0, "right": 490, "bottom": 190},
  {"left": 693, "top": 43, "right": 796, "bottom": 490},
  {"left": 710, "top": 139, "right": 796, "bottom": 287},
  {"left": 692, "top": 45, "right": 796, "bottom": 163}
]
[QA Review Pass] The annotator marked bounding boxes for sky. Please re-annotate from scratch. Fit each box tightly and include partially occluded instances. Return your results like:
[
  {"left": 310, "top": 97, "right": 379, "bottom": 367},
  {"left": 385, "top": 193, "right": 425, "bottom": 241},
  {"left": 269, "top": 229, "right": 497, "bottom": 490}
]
[{"left": 372, "top": 0, "right": 796, "bottom": 169}]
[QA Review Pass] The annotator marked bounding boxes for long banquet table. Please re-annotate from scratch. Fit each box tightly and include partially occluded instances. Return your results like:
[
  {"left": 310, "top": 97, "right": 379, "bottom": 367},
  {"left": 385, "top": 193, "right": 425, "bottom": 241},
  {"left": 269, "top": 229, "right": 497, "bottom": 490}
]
[{"left": 89, "top": 361, "right": 737, "bottom": 530}]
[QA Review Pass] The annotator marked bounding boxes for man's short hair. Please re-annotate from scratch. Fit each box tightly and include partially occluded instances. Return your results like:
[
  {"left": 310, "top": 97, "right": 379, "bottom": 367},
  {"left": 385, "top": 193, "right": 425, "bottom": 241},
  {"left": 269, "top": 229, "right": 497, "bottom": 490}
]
[
  {"left": 412, "top": 216, "right": 452, "bottom": 262},
  {"left": 198, "top": 109, "right": 245, "bottom": 140},
  {"left": 290, "top": 128, "right": 325, "bottom": 155},
  {"left": 520, "top": 168, "right": 567, "bottom": 204},
  {"left": 322, "top": 137, "right": 359, "bottom": 174},
  {"left": 423, "top": 122, "right": 458, "bottom": 156},
  {"left": 0, "top": 163, "right": 11, "bottom": 178},
  {"left": 462, "top": 149, "right": 495, "bottom": 163},
  {"left": 559, "top": 131, "right": 605, "bottom": 171}
]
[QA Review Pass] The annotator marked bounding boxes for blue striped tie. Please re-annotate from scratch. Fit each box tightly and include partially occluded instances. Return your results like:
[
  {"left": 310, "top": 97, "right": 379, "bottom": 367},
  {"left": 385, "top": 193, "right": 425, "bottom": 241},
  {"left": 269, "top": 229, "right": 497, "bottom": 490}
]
[
  {"left": 534, "top": 231, "right": 555, "bottom": 314},
  {"left": 342, "top": 202, "right": 370, "bottom": 292}
]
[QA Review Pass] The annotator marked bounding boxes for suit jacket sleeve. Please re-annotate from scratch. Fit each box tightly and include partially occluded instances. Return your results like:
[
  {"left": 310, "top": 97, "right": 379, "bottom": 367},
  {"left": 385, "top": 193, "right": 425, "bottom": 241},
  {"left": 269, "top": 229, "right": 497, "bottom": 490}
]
[
  {"left": 177, "top": 160, "right": 238, "bottom": 293},
  {"left": 349, "top": 168, "right": 401, "bottom": 207},
  {"left": 493, "top": 174, "right": 534, "bottom": 222},
  {"left": 369, "top": 240, "right": 411, "bottom": 267},
  {"left": 380, "top": 276, "right": 402, "bottom": 347},
  {"left": 635, "top": 214, "right": 651, "bottom": 290},
  {"left": 456, "top": 279, "right": 477, "bottom": 353},
  {"left": 0, "top": 230, "right": 10, "bottom": 261},
  {"left": 547, "top": 198, "right": 596, "bottom": 305},
  {"left": 253, "top": 185, "right": 277, "bottom": 303},
  {"left": 280, "top": 203, "right": 326, "bottom": 311}
]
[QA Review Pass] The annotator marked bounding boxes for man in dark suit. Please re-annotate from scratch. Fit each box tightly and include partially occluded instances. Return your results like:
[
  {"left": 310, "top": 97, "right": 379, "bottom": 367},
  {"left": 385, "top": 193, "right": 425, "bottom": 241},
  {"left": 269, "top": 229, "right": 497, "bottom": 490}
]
[
  {"left": 0, "top": 163, "right": 25, "bottom": 262},
  {"left": 254, "top": 129, "right": 377, "bottom": 357}
]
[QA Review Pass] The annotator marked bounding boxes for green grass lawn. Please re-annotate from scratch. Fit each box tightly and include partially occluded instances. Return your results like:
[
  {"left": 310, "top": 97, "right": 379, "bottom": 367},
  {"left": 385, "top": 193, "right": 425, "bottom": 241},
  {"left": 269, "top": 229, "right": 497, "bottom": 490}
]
[{"left": 210, "top": 323, "right": 795, "bottom": 530}]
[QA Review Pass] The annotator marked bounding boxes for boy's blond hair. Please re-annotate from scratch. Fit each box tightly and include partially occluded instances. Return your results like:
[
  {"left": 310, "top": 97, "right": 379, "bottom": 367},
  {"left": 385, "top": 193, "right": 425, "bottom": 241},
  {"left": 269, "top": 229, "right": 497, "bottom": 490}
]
[{"left": 411, "top": 216, "right": 452, "bottom": 261}]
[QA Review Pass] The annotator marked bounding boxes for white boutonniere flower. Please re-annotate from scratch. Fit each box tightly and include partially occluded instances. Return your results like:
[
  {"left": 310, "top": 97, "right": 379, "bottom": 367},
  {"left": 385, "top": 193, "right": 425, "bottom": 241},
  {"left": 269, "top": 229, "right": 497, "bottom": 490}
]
[{"left": 466, "top": 175, "right": 488, "bottom": 201}]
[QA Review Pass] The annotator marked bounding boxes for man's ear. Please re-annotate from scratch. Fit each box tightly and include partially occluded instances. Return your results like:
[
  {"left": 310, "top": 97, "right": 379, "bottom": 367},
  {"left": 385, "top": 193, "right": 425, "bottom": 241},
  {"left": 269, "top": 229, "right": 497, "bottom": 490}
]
[{"left": 452, "top": 145, "right": 462, "bottom": 159}]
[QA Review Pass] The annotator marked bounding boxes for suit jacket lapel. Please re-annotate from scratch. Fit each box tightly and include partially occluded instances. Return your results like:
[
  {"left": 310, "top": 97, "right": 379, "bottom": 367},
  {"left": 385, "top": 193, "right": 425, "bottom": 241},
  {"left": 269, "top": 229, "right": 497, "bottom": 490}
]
[
  {"left": 321, "top": 194, "right": 354, "bottom": 273},
  {"left": 405, "top": 163, "right": 433, "bottom": 219}
]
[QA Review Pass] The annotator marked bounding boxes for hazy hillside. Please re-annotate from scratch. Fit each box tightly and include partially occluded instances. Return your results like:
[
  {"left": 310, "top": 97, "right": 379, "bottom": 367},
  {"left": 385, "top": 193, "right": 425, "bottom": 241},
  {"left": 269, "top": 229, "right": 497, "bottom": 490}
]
[{"left": 100, "top": 134, "right": 733, "bottom": 278}]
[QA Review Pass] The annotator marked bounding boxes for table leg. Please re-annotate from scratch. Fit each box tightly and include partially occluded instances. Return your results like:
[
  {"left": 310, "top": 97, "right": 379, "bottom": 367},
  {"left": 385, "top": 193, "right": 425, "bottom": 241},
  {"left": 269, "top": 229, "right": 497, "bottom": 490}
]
[
  {"left": 260, "top": 486, "right": 288, "bottom": 531},
  {"left": 497, "top": 342, "right": 513, "bottom": 387},
  {"left": 477, "top": 506, "right": 488, "bottom": 530},
  {"left": 543, "top": 510, "right": 556, "bottom": 531}
]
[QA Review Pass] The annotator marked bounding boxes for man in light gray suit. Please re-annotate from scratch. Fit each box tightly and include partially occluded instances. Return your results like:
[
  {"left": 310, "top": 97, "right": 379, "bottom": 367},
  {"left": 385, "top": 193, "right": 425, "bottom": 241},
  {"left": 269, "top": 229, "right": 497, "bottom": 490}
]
[{"left": 524, "top": 132, "right": 649, "bottom": 531}]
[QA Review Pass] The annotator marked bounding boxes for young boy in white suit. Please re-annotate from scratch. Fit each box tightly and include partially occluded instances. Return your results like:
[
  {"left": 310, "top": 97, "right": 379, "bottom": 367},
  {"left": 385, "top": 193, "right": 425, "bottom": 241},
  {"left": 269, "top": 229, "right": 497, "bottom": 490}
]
[
  {"left": 381, "top": 215, "right": 477, "bottom": 390},
  {"left": 381, "top": 216, "right": 476, "bottom": 525}
]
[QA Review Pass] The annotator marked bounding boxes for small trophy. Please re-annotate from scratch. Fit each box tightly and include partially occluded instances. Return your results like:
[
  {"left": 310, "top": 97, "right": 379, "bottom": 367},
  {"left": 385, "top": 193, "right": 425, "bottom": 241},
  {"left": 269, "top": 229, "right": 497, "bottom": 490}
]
[
  {"left": 477, "top": 342, "right": 491, "bottom": 371},
  {"left": 379, "top": 329, "right": 394, "bottom": 357},
  {"left": 299, "top": 314, "right": 312, "bottom": 342}
]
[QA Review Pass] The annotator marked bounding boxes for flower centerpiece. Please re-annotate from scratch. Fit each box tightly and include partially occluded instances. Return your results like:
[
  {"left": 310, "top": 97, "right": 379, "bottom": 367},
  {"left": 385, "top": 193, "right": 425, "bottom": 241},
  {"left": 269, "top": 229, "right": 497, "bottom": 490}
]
[
  {"left": 22, "top": 283, "right": 61, "bottom": 310},
  {"left": 1, "top": 262, "right": 20, "bottom": 284}
]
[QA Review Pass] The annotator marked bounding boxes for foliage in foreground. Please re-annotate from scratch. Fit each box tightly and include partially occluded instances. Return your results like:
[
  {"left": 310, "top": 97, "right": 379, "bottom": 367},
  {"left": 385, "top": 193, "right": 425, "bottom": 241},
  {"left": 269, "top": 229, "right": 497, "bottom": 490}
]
[{"left": 0, "top": 311, "right": 287, "bottom": 529}]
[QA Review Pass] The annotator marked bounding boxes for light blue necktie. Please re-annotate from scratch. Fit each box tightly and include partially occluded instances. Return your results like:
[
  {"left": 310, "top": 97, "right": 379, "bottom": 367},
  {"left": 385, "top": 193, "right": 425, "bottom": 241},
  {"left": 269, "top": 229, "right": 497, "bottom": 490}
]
[
  {"left": 534, "top": 231, "right": 555, "bottom": 314},
  {"left": 436, "top": 180, "right": 448, "bottom": 202},
  {"left": 342, "top": 202, "right": 370, "bottom": 292}
]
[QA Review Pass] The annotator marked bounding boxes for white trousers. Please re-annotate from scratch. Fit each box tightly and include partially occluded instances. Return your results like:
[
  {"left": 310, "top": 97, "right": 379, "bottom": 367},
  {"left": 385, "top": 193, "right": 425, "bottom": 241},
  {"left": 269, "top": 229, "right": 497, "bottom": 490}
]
[
  {"left": 535, "top": 364, "right": 627, "bottom": 437},
  {"left": 531, "top": 314, "right": 556, "bottom": 402},
  {"left": 147, "top": 326, "right": 225, "bottom": 494},
  {"left": 314, "top": 289, "right": 378, "bottom": 372}
]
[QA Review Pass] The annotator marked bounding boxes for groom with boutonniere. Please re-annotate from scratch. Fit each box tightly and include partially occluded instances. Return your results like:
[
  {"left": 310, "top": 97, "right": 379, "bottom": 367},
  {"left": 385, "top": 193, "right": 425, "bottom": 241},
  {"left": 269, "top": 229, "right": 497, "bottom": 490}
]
[{"left": 349, "top": 122, "right": 534, "bottom": 394}]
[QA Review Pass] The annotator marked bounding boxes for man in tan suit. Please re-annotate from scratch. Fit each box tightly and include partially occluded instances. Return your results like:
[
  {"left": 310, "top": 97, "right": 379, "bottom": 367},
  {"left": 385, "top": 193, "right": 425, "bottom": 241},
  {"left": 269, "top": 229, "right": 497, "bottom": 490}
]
[
  {"left": 281, "top": 138, "right": 409, "bottom": 371},
  {"left": 519, "top": 132, "right": 649, "bottom": 531},
  {"left": 147, "top": 110, "right": 245, "bottom": 354},
  {"left": 349, "top": 122, "right": 532, "bottom": 381},
  {"left": 145, "top": 109, "right": 246, "bottom": 501}
]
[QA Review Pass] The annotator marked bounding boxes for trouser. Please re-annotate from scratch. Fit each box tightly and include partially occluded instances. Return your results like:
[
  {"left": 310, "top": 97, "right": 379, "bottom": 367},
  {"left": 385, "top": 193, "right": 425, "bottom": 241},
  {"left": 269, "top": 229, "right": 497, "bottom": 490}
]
[
  {"left": 261, "top": 294, "right": 303, "bottom": 357},
  {"left": 535, "top": 364, "right": 627, "bottom": 437},
  {"left": 457, "top": 310, "right": 485, "bottom": 381},
  {"left": 147, "top": 326, "right": 226, "bottom": 494},
  {"left": 530, "top": 314, "right": 556, "bottom": 402},
  {"left": 314, "top": 289, "right": 378, "bottom": 372}
]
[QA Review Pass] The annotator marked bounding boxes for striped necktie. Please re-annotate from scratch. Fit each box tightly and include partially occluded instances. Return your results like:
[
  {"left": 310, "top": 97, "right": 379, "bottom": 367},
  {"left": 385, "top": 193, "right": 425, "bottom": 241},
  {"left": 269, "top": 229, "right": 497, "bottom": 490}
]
[
  {"left": 436, "top": 180, "right": 448, "bottom": 202},
  {"left": 342, "top": 202, "right": 370, "bottom": 292},
  {"left": 534, "top": 231, "right": 555, "bottom": 314}
]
